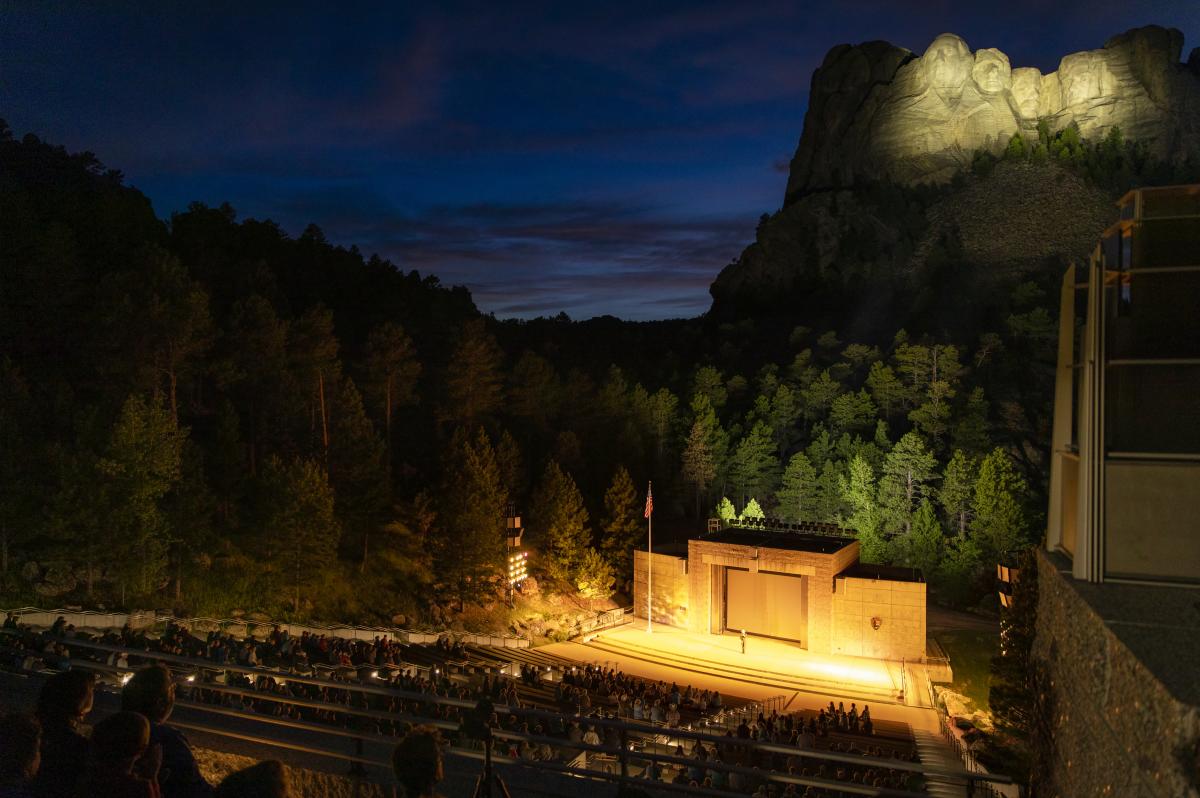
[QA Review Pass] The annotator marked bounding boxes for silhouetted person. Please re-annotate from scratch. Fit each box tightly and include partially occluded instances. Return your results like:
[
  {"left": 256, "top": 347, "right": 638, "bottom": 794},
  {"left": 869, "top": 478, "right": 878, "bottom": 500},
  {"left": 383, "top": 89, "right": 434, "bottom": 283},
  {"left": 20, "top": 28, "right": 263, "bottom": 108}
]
[
  {"left": 0, "top": 713, "right": 41, "bottom": 798},
  {"left": 121, "top": 666, "right": 212, "bottom": 798},
  {"left": 391, "top": 726, "right": 443, "bottom": 798},
  {"left": 79, "top": 712, "right": 161, "bottom": 798},
  {"left": 740, "top": 629, "right": 746, "bottom": 655},
  {"left": 214, "top": 761, "right": 291, "bottom": 798},
  {"left": 33, "top": 670, "right": 94, "bottom": 798}
]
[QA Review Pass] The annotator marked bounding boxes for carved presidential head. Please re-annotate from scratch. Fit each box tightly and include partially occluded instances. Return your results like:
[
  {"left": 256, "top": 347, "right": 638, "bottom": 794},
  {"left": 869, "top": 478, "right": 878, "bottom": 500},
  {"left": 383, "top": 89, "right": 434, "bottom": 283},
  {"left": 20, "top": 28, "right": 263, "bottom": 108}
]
[
  {"left": 1010, "top": 67, "right": 1043, "bottom": 118},
  {"left": 972, "top": 48, "right": 1011, "bottom": 94},
  {"left": 923, "top": 33, "right": 973, "bottom": 97}
]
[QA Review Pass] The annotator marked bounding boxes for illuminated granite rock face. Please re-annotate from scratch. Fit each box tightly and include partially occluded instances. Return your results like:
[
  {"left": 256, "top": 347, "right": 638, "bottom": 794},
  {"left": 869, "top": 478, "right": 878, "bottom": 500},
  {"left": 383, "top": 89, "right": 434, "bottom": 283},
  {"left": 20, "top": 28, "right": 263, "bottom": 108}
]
[{"left": 785, "top": 25, "right": 1200, "bottom": 200}]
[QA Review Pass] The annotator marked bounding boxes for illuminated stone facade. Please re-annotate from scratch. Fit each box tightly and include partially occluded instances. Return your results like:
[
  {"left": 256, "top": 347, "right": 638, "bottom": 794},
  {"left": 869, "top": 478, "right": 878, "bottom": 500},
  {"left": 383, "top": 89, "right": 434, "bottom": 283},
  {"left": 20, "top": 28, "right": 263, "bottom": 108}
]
[
  {"left": 632, "top": 548, "right": 689, "bottom": 628},
  {"left": 633, "top": 529, "right": 926, "bottom": 662}
]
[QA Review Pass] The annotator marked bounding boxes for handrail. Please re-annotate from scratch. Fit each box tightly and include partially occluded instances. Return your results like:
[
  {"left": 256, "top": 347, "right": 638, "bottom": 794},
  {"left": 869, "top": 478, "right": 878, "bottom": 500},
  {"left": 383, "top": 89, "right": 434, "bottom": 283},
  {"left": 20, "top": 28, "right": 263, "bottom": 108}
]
[{"left": 3, "top": 606, "right": 531, "bottom": 648}]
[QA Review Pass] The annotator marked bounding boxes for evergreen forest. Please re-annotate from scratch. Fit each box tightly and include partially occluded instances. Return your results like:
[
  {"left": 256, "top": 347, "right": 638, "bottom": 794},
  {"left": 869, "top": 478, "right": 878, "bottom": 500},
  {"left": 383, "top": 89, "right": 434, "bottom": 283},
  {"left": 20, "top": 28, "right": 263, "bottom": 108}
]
[{"left": 0, "top": 122, "right": 1086, "bottom": 630}]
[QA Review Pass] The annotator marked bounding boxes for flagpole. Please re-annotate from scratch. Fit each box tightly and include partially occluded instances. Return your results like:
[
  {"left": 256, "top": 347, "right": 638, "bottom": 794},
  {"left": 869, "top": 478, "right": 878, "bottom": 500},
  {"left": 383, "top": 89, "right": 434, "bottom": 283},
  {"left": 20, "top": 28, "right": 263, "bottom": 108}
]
[{"left": 646, "top": 481, "right": 653, "bottom": 634}]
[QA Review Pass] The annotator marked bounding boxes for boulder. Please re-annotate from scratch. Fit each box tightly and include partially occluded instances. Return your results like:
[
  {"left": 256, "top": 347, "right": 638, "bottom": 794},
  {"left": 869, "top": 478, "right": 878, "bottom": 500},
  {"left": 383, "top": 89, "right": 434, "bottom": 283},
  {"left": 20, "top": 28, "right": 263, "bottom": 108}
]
[{"left": 34, "top": 565, "right": 76, "bottom": 598}]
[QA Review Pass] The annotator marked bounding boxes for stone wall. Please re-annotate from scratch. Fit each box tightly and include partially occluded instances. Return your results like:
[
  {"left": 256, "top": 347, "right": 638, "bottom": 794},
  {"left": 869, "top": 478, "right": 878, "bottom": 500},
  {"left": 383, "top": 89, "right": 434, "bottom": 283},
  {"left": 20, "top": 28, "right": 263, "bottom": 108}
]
[
  {"left": 632, "top": 550, "right": 689, "bottom": 628},
  {"left": 830, "top": 576, "right": 926, "bottom": 661},
  {"left": 1032, "top": 549, "right": 1200, "bottom": 797}
]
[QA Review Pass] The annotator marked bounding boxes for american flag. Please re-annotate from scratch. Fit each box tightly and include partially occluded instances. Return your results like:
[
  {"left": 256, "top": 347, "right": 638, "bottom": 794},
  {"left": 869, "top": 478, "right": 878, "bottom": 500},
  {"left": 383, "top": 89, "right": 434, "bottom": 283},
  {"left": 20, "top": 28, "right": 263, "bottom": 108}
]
[{"left": 644, "top": 482, "right": 653, "bottom": 518}]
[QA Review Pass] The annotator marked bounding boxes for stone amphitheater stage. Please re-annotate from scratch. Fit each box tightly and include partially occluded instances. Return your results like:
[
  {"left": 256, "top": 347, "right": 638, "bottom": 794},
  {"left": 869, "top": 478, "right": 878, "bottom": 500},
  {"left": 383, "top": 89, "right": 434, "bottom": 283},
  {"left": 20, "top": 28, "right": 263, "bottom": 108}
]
[{"left": 544, "top": 621, "right": 942, "bottom": 733}]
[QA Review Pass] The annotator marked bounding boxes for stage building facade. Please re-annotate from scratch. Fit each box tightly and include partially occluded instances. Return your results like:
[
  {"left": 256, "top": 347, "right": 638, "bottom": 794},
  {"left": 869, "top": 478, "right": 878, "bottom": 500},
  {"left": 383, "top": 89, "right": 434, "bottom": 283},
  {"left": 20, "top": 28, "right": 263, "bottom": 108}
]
[{"left": 633, "top": 525, "right": 927, "bottom": 662}]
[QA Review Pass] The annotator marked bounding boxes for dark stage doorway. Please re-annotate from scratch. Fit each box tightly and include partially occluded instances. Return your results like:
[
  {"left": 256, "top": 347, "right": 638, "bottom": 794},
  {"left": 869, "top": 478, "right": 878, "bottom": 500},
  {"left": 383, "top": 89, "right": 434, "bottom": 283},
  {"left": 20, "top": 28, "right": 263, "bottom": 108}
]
[{"left": 724, "top": 567, "right": 808, "bottom": 647}]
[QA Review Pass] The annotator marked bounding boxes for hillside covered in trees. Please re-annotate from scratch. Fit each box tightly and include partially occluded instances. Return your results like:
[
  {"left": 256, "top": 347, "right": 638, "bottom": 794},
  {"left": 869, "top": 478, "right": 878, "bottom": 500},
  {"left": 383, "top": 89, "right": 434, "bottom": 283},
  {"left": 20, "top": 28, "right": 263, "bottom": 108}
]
[{"left": 0, "top": 123, "right": 1075, "bottom": 629}]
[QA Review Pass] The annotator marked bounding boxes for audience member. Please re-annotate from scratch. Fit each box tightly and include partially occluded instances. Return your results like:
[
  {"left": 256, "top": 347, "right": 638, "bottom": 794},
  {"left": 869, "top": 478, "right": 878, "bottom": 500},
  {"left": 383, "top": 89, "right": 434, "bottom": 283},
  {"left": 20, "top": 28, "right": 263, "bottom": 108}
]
[
  {"left": 391, "top": 726, "right": 443, "bottom": 798},
  {"left": 214, "top": 761, "right": 290, "bottom": 798},
  {"left": 122, "top": 666, "right": 212, "bottom": 798},
  {"left": 33, "top": 670, "right": 94, "bottom": 798},
  {"left": 79, "top": 712, "right": 160, "bottom": 798},
  {"left": 0, "top": 713, "right": 41, "bottom": 798}
]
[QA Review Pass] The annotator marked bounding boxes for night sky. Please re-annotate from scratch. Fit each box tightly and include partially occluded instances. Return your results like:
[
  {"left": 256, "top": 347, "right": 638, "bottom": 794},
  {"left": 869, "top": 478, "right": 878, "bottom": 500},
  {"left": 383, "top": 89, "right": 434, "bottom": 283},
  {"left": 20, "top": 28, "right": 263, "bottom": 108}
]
[{"left": 3, "top": 2, "right": 1197, "bottom": 320}]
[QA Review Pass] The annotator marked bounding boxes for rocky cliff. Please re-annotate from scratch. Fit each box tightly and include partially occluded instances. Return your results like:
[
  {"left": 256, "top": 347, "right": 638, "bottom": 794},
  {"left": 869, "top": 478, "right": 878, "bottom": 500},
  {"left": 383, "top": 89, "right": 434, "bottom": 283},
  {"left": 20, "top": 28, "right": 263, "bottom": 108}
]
[
  {"left": 785, "top": 25, "right": 1200, "bottom": 200},
  {"left": 709, "top": 26, "right": 1200, "bottom": 333}
]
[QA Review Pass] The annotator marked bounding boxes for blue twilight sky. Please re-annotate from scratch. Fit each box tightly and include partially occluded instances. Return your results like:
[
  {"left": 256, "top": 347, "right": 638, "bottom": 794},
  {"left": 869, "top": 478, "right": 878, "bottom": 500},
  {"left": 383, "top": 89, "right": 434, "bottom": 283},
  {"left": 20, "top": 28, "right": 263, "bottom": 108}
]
[{"left": 2, "top": 2, "right": 1197, "bottom": 320}]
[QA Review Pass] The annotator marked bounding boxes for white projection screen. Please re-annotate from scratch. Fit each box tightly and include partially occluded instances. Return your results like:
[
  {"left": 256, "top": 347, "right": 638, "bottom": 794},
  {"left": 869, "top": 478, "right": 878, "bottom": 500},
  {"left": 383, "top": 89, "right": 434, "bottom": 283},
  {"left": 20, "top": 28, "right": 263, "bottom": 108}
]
[{"left": 724, "top": 568, "right": 808, "bottom": 645}]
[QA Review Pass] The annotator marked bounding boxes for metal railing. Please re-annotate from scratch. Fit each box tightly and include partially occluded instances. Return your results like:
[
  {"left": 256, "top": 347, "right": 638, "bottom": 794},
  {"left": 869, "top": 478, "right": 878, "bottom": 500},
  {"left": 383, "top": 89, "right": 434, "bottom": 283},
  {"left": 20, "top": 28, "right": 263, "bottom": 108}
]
[
  {"left": 3, "top": 605, "right": 530, "bottom": 649},
  {"left": 935, "top": 708, "right": 1009, "bottom": 798},
  {"left": 572, "top": 607, "right": 630, "bottom": 638},
  {"left": 4, "top": 634, "right": 1016, "bottom": 798}
]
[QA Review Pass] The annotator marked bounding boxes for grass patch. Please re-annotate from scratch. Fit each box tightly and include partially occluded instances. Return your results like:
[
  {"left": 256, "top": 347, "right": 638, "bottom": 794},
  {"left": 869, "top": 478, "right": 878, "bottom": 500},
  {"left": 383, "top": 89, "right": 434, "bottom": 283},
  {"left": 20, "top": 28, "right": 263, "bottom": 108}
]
[{"left": 937, "top": 629, "right": 998, "bottom": 712}]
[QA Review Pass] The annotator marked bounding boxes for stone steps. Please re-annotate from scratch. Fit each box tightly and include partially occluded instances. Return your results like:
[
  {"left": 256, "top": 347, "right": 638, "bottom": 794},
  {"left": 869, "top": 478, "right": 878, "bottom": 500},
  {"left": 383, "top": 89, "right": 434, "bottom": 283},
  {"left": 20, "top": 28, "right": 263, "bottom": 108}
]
[
  {"left": 913, "top": 728, "right": 968, "bottom": 798},
  {"left": 581, "top": 635, "right": 901, "bottom": 704}
]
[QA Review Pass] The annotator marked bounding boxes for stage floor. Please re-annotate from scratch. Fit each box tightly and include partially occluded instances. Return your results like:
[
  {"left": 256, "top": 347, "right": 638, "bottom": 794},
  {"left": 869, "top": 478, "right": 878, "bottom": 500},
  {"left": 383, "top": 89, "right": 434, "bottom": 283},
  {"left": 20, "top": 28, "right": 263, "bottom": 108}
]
[{"left": 543, "top": 621, "right": 940, "bottom": 732}]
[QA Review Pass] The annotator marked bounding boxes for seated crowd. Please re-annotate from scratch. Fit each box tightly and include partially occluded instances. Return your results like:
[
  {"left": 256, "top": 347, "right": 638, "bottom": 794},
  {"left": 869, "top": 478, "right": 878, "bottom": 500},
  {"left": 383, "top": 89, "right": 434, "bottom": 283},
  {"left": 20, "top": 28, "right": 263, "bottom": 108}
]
[{"left": 0, "top": 613, "right": 927, "bottom": 796}]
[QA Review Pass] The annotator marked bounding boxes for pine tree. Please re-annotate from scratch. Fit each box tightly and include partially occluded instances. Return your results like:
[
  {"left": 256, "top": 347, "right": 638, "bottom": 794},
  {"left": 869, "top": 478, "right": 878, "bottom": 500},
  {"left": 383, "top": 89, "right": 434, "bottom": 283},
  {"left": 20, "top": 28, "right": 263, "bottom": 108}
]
[
  {"left": 599, "top": 466, "right": 642, "bottom": 578},
  {"left": 691, "top": 394, "right": 729, "bottom": 480},
  {"left": 935, "top": 536, "right": 984, "bottom": 607},
  {"left": 801, "top": 370, "right": 841, "bottom": 423},
  {"left": 829, "top": 389, "right": 877, "bottom": 436},
  {"left": 369, "top": 507, "right": 435, "bottom": 600},
  {"left": 98, "top": 394, "right": 187, "bottom": 603},
  {"left": 692, "top": 366, "right": 727, "bottom": 411},
  {"left": 877, "top": 431, "right": 938, "bottom": 535},
  {"left": 939, "top": 450, "right": 977, "bottom": 537},
  {"left": 952, "top": 387, "right": 990, "bottom": 456},
  {"left": 729, "top": 421, "right": 779, "bottom": 510},
  {"left": 221, "top": 295, "right": 288, "bottom": 476},
  {"left": 258, "top": 455, "right": 340, "bottom": 616},
  {"left": 741, "top": 498, "right": 765, "bottom": 520},
  {"left": 970, "top": 448, "right": 1030, "bottom": 564},
  {"left": 893, "top": 499, "right": 944, "bottom": 580},
  {"left": 287, "top": 305, "right": 341, "bottom": 465},
  {"left": 163, "top": 440, "right": 216, "bottom": 602},
  {"left": 364, "top": 321, "right": 420, "bottom": 474},
  {"left": 813, "top": 459, "right": 844, "bottom": 522},
  {"left": 840, "top": 454, "right": 885, "bottom": 562},
  {"left": 680, "top": 420, "right": 716, "bottom": 518},
  {"left": 909, "top": 379, "right": 956, "bottom": 449},
  {"left": 714, "top": 497, "right": 737, "bottom": 524},
  {"left": 442, "top": 318, "right": 504, "bottom": 428},
  {"left": 575, "top": 547, "right": 615, "bottom": 602},
  {"left": 209, "top": 400, "right": 245, "bottom": 527},
  {"left": 495, "top": 428, "right": 527, "bottom": 502},
  {"left": 777, "top": 452, "right": 817, "bottom": 523},
  {"left": 438, "top": 429, "right": 508, "bottom": 608},
  {"left": 806, "top": 425, "right": 834, "bottom": 467},
  {"left": 508, "top": 351, "right": 561, "bottom": 435},
  {"left": 866, "top": 362, "right": 906, "bottom": 419},
  {"left": 767, "top": 383, "right": 802, "bottom": 455},
  {"left": 328, "top": 377, "right": 388, "bottom": 572},
  {"left": 530, "top": 461, "right": 591, "bottom": 583},
  {"left": 645, "top": 388, "right": 679, "bottom": 469},
  {"left": 0, "top": 360, "right": 35, "bottom": 580}
]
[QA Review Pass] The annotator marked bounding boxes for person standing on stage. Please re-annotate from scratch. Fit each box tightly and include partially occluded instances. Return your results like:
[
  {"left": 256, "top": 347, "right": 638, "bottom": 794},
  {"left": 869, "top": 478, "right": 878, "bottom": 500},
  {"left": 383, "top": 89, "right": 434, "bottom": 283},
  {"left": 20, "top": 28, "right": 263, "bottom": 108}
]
[{"left": 740, "top": 629, "right": 746, "bottom": 654}]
